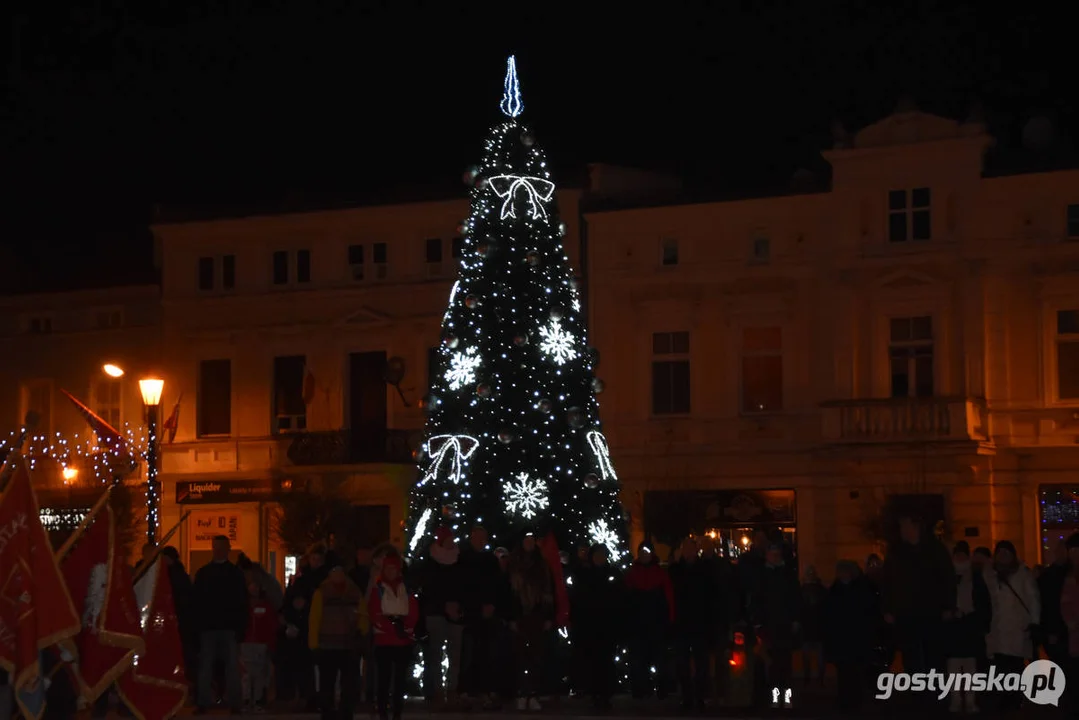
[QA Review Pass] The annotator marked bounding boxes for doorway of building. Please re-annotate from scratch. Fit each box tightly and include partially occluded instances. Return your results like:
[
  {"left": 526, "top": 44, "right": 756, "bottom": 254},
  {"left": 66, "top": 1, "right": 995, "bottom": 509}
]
[{"left": 349, "top": 351, "right": 388, "bottom": 462}]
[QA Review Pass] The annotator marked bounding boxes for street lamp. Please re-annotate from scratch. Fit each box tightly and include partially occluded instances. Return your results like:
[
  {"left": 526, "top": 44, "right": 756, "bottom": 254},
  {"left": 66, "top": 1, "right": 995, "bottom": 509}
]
[
  {"left": 103, "top": 364, "right": 125, "bottom": 378},
  {"left": 139, "top": 377, "right": 164, "bottom": 544}
]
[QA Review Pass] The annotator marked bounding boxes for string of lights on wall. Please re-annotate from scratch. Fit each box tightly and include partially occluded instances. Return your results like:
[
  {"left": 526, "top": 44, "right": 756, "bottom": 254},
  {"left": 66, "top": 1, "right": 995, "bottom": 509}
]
[{"left": 0, "top": 424, "right": 149, "bottom": 484}]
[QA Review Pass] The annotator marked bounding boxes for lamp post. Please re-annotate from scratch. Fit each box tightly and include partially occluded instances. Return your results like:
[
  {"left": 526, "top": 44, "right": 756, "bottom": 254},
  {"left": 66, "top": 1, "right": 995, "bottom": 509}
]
[{"left": 139, "top": 377, "right": 164, "bottom": 544}]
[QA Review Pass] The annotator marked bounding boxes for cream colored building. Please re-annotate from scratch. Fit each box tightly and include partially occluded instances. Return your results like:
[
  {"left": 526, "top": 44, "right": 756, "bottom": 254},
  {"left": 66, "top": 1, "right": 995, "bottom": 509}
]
[
  {"left": 586, "top": 110, "right": 1079, "bottom": 576},
  {"left": 151, "top": 166, "right": 678, "bottom": 577}
]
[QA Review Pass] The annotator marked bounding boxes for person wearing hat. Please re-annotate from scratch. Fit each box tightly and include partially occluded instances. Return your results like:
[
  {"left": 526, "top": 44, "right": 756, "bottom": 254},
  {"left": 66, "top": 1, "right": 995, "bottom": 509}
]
[
  {"left": 625, "top": 541, "right": 674, "bottom": 700},
  {"left": 1058, "top": 532, "right": 1079, "bottom": 709},
  {"left": 749, "top": 542, "right": 801, "bottom": 709},
  {"left": 309, "top": 565, "right": 369, "bottom": 720},
  {"left": 942, "top": 541, "right": 990, "bottom": 714},
  {"left": 983, "top": 540, "right": 1040, "bottom": 711},
  {"left": 414, "top": 526, "right": 466, "bottom": 709},
  {"left": 369, "top": 554, "right": 419, "bottom": 720}
]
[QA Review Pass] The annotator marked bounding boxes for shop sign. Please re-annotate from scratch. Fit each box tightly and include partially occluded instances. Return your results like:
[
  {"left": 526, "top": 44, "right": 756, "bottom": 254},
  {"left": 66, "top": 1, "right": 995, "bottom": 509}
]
[
  {"left": 190, "top": 511, "right": 240, "bottom": 548},
  {"left": 176, "top": 479, "right": 276, "bottom": 504}
]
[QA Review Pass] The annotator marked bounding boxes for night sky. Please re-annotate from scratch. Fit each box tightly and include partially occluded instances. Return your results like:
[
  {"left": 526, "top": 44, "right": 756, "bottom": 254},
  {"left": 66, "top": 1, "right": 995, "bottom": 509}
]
[{"left": 2, "top": 2, "right": 1075, "bottom": 291}]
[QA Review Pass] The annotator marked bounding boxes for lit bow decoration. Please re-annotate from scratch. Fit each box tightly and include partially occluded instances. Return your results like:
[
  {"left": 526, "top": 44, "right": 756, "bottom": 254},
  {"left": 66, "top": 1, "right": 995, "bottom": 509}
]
[
  {"left": 489, "top": 175, "right": 556, "bottom": 221},
  {"left": 586, "top": 430, "right": 617, "bottom": 481},
  {"left": 418, "top": 434, "right": 479, "bottom": 486}
]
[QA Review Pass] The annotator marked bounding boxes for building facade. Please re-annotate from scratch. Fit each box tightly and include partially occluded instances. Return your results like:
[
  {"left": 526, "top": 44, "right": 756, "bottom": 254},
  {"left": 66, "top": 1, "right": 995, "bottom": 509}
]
[
  {"left": 0, "top": 284, "right": 162, "bottom": 524},
  {"left": 586, "top": 110, "right": 1079, "bottom": 576}
]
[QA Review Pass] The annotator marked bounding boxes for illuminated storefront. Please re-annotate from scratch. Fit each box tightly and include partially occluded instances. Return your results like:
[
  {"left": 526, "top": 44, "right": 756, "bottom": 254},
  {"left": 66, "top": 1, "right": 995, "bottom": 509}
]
[{"left": 1040, "top": 484, "right": 1079, "bottom": 561}]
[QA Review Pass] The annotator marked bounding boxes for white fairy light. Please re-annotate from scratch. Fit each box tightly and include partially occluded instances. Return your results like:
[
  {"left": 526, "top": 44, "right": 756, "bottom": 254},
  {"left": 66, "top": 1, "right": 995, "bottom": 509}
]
[
  {"left": 589, "top": 519, "right": 620, "bottom": 556},
  {"left": 409, "top": 508, "right": 434, "bottom": 554},
  {"left": 499, "top": 55, "right": 523, "bottom": 118},
  {"left": 586, "top": 431, "right": 617, "bottom": 481},
  {"left": 539, "top": 319, "right": 577, "bottom": 365},
  {"left": 504, "top": 472, "right": 549, "bottom": 519},
  {"left": 445, "top": 347, "right": 481, "bottom": 390},
  {"left": 489, "top": 175, "right": 556, "bottom": 221},
  {"left": 418, "top": 434, "right": 479, "bottom": 487}
]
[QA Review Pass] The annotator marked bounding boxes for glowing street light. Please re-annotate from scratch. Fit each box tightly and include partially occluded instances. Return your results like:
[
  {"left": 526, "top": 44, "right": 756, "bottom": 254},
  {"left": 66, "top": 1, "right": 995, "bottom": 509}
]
[
  {"left": 62, "top": 466, "right": 78, "bottom": 484},
  {"left": 139, "top": 377, "right": 164, "bottom": 544},
  {"left": 103, "top": 364, "right": 125, "bottom": 378}
]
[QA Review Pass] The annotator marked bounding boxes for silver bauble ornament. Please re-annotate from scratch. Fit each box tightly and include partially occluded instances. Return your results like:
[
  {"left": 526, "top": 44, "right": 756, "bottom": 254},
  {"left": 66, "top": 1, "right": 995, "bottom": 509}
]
[
  {"left": 567, "top": 407, "right": 586, "bottom": 428},
  {"left": 497, "top": 430, "right": 515, "bottom": 444},
  {"left": 592, "top": 378, "right": 605, "bottom": 393},
  {"left": 538, "top": 398, "right": 553, "bottom": 413},
  {"left": 465, "top": 294, "right": 480, "bottom": 309},
  {"left": 513, "top": 334, "right": 528, "bottom": 347},
  {"left": 550, "top": 307, "right": 565, "bottom": 321},
  {"left": 521, "top": 132, "right": 535, "bottom": 146},
  {"left": 476, "top": 383, "right": 492, "bottom": 398},
  {"left": 584, "top": 473, "right": 600, "bottom": 489},
  {"left": 444, "top": 336, "right": 459, "bottom": 349},
  {"left": 526, "top": 251, "right": 541, "bottom": 266}
]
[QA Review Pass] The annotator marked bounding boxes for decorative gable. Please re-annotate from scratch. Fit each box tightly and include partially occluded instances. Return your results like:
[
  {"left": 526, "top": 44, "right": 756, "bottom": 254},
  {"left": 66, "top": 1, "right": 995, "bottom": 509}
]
[
  {"left": 875, "top": 269, "right": 940, "bottom": 291},
  {"left": 854, "top": 111, "right": 983, "bottom": 150},
  {"left": 336, "top": 306, "right": 392, "bottom": 326}
]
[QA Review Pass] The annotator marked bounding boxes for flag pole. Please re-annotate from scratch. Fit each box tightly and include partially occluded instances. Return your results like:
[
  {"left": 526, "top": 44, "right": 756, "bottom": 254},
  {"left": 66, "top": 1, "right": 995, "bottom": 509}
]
[
  {"left": 55, "top": 484, "right": 115, "bottom": 560},
  {"left": 132, "top": 511, "right": 190, "bottom": 583}
]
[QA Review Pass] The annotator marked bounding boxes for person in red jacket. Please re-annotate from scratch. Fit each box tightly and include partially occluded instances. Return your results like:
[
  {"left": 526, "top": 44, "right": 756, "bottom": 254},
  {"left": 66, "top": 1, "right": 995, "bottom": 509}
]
[
  {"left": 242, "top": 572, "right": 279, "bottom": 712},
  {"left": 625, "top": 542, "right": 675, "bottom": 699},
  {"left": 368, "top": 554, "right": 418, "bottom": 720}
]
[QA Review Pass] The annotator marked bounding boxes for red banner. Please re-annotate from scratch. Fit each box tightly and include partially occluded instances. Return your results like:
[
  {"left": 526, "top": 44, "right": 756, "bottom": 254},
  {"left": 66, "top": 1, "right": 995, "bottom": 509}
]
[
  {"left": 59, "top": 502, "right": 145, "bottom": 701},
  {"left": 0, "top": 458, "right": 81, "bottom": 719},
  {"left": 118, "top": 558, "right": 187, "bottom": 720},
  {"left": 539, "top": 532, "right": 570, "bottom": 628}
]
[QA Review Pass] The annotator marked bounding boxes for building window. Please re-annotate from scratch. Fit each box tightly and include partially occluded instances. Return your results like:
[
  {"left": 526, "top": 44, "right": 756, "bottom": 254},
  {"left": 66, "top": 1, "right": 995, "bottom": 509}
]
[
  {"left": 652, "top": 331, "right": 690, "bottom": 415},
  {"left": 741, "top": 327, "right": 783, "bottom": 413},
  {"left": 348, "top": 244, "right": 364, "bottom": 280},
  {"left": 198, "top": 257, "right": 215, "bottom": 291},
  {"left": 92, "top": 379, "right": 122, "bottom": 428},
  {"left": 751, "top": 236, "right": 771, "bottom": 263},
  {"left": 888, "top": 187, "right": 932, "bottom": 242},
  {"left": 222, "top": 254, "right": 236, "bottom": 290},
  {"left": 197, "top": 359, "right": 231, "bottom": 437},
  {"left": 95, "top": 309, "right": 123, "bottom": 329},
  {"left": 426, "top": 238, "right": 443, "bottom": 263},
  {"left": 661, "top": 238, "right": 679, "bottom": 266},
  {"left": 889, "top": 316, "right": 934, "bottom": 398},
  {"left": 451, "top": 237, "right": 465, "bottom": 258},
  {"left": 272, "top": 251, "right": 289, "bottom": 285},
  {"left": 296, "top": 249, "right": 311, "bottom": 283},
  {"left": 21, "top": 380, "right": 53, "bottom": 436},
  {"left": 273, "top": 355, "right": 307, "bottom": 432},
  {"left": 24, "top": 315, "right": 53, "bottom": 335},
  {"left": 1057, "top": 309, "right": 1079, "bottom": 400},
  {"left": 372, "top": 242, "right": 388, "bottom": 280},
  {"left": 1068, "top": 205, "right": 1079, "bottom": 239}
]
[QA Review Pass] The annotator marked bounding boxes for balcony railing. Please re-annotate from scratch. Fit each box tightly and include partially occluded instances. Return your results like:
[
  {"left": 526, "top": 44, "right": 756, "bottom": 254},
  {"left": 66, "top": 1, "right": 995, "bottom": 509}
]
[
  {"left": 820, "top": 397, "right": 989, "bottom": 444},
  {"left": 285, "top": 429, "right": 415, "bottom": 466}
]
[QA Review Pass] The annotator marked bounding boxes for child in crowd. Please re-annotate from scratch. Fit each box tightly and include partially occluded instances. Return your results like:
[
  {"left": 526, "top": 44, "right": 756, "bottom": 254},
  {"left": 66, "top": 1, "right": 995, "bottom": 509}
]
[
  {"left": 242, "top": 572, "right": 278, "bottom": 713},
  {"left": 369, "top": 554, "right": 418, "bottom": 720}
]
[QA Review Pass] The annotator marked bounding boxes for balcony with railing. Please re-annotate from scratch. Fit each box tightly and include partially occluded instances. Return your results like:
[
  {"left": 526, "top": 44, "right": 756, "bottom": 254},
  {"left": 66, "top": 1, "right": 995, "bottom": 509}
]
[{"left": 820, "top": 397, "right": 989, "bottom": 445}]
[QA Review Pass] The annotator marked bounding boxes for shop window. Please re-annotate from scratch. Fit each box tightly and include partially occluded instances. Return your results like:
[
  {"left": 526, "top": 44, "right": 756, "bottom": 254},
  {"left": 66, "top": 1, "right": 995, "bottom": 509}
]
[{"left": 1040, "top": 485, "right": 1079, "bottom": 563}]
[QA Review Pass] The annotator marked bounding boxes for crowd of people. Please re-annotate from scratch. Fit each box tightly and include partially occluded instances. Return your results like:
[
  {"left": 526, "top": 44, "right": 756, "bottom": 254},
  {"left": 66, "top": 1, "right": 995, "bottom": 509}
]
[{"left": 147, "top": 514, "right": 1079, "bottom": 719}]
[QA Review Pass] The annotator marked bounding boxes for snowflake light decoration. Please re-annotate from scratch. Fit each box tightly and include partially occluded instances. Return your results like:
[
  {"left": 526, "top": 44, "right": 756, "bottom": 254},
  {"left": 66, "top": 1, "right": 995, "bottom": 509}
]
[
  {"left": 445, "top": 347, "right": 481, "bottom": 391},
  {"left": 571, "top": 297, "right": 581, "bottom": 313},
  {"left": 589, "top": 519, "right": 620, "bottom": 556},
  {"left": 504, "top": 472, "right": 549, "bottom": 520},
  {"left": 538, "top": 319, "right": 577, "bottom": 365}
]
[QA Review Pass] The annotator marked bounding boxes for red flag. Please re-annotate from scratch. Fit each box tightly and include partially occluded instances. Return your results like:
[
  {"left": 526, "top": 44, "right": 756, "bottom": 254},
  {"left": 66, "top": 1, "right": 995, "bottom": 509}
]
[
  {"left": 0, "top": 458, "right": 81, "bottom": 719},
  {"left": 538, "top": 533, "right": 571, "bottom": 628},
  {"left": 162, "top": 393, "right": 182, "bottom": 444},
  {"left": 117, "top": 558, "right": 187, "bottom": 720},
  {"left": 58, "top": 502, "right": 145, "bottom": 701},
  {"left": 61, "top": 389, "right": 136, "bottom": 472}
]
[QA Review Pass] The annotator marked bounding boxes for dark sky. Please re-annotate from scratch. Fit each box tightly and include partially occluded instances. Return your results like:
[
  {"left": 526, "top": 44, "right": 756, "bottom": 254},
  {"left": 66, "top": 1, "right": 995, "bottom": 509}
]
[{"left": 2, "top": 1, "right": 1074, "bottom": 289}]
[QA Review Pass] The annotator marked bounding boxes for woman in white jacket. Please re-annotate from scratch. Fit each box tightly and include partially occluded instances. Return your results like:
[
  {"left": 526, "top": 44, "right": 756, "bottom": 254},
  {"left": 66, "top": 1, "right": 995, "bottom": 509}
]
[{"left": 983, "top": 540, "right": 1040, "bottom": 711}]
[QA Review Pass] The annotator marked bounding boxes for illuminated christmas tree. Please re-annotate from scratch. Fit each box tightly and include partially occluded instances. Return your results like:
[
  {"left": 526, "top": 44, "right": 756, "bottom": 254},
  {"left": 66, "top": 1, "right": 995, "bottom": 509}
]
[{"left": 405, "top": 56, "right": 628, "bottom": 561}]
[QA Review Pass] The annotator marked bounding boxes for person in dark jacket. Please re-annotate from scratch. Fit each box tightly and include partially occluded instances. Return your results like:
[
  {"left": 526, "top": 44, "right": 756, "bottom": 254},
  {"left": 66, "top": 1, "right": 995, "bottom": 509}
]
[
  {"left": 278, "top": 574, "right": 315, "bottom": 707},
  {"left": 572, "top": 544, "right": 624, "bottom": 711},
  {"left": 349, "top": 544, "right": 375, "bottom": 707},
  {"left": 749, "top": 543, "right": 801, "bottom": 708},
  {"left": 457, "top": 525, "right": 508, "bottom": 708},
  {"left": 192, "top": 535, "right": 249, "bottom": 714},
  {"left": 624, "top": 542, "right": 674, "bottom": 700},
  {"left": 824, "top": 561, "right": 876, "bottom": 711},
  {"left": 799, "top": 565, "right": 826, "bottom": 687},
  {"left": 237, "top": 552, "right": 284, "bottom": 611},
  {"left": 160, "top": 546, "right": 197, "bottom": 686},
  {"left": 670, "top": 537, "right": 716, "bottom": 713},
  {"left": 507, "top": 532, "right": 555, "bottom": 711},
  {"left": 881, "top": 516, "right": 955, "bottom": 679},
  {"left": 1038, "top": 539, "right": 1069, "bottom": 666},
  {"left": 416, "top": 526, "right": 466, "bottom": 707},
  {"left": 943, "top": 542, "right": 991, "bottom": 714}
]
